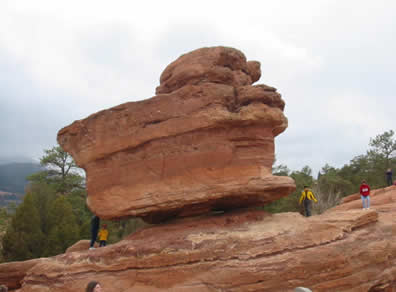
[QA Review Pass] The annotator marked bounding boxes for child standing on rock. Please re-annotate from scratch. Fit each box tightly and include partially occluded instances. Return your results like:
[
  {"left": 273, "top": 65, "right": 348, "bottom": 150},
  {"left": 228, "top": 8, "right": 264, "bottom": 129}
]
[
  {"left": 359, "top": 180, "right": 371, "bottom": 210},
  {"left": 98, "top": 224, "right": 109, "bottom": 247}
]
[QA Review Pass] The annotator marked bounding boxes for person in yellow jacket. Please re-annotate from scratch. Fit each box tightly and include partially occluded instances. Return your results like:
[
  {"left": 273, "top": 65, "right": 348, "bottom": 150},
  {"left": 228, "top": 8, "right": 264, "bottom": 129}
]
[
  {"left": 98, "top": 224, "right": 109, "bottom": 247},
  {"left": 299, "top": 185, "right": 318, "bottom": 217}
]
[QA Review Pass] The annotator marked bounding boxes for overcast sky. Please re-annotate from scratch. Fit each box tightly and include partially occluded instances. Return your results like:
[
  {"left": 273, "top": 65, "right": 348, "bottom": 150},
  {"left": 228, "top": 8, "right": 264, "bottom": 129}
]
[{"left": 1, "top": 0, "right": 395, "bottom": 174}]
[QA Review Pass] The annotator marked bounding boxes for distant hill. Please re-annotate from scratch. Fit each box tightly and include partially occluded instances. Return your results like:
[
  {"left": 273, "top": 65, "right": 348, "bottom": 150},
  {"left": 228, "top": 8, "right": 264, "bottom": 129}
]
[
  {"left": 0, "top": 162, "right": 43, "bottom": 194},
  {"left": 0, "top": 156, "right": 37, "bottom": 165}
]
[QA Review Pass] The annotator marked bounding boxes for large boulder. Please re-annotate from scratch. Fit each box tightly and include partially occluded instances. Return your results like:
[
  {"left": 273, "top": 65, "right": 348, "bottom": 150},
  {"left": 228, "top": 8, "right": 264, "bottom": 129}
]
[
  {"left": 155, "top": 47, "right": 261, "bottom": 94},
  {"left": 57, "top": 46, "right": 295, "bottom": 222},
  {"left": 4, "top": 186, "right": 396, "bottom": 292}
]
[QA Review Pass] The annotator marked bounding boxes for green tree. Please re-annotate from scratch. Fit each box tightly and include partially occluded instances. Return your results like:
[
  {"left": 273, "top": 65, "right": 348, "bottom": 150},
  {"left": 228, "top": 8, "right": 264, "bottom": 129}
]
[
  {"left": 0, "top": 208, "right": 9, "bottom": 233},
  {"left": 27, "top": 145, "right": 91, "bottom": 245},
  {"left": 2, "top": 194, "right": 45, "bottom": 261},
  {"left": 272, "top": 164, "right": 290, "bottom": 176},
  {"left": 337, "top": 130, "right": 396, "bottom": 190},
  {"left": 317, "top": 164, "right": 353, "bottom": 197},
  {"left": 27, "top": 145, "right": 85, "bottom": 194},
  {"left": 44, "top": 196, "right": 80, "bottom": 256},
  {"left": 369, "top": 130, "right": 396, "bottom": 168},
  {"left": 339, "top": 155, "right": 369, "bottom": 190},
  {"left": 312, "top": 164, "right": 353, "bottom": 214},
  {"left": 29, "top": 183, "right": 56, "bottom": 235},
  {"left": 0, "top": 208, "right": 10, "bottom": 262},
  {"left": 66, "top": 189, "right": 91, "bottom": 229},
  {"left": 1, "top": 144, "right": 92, "bottom": 261},
  {"left": 291, "top": 166, "right": 313, "bottom": 192}
]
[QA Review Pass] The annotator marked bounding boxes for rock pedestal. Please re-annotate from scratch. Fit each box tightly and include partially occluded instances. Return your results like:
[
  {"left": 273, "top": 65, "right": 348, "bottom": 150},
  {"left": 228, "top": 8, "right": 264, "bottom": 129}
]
[{"left": 57, "top": 46, "right": 295, "bottom": 223}]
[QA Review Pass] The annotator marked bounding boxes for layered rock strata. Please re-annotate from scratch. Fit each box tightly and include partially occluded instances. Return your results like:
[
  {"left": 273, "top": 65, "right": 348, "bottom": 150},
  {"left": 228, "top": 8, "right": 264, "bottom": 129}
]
[
  {"left": 0, "top": 258, "right": 46, "bottom": 290},
  {"left": 57, "top": 46, "right": 295, "bottom": 222},
  {"left": 2, "top": 186, "right": 396, "bottom": 291}
]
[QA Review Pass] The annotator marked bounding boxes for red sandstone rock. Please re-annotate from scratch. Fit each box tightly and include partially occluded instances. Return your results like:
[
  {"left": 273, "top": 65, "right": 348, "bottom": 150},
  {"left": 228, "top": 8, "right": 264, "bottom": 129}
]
[
  {"left": 155, "top": 47, "right": 256, "bottom": 94},
  {"left": 0, "top": 258, "right": 46, "bottom": 290},
  {"left": 65, "top": 240, "right": 98, "bottom": 253},
  {"left": 57, "top": 47, "right": 295, "bottom": 222},
  {"left": 335, "top": 185, "right": 395, "bottom": 211},
  {"left": 246, "top": 60, "right": 261, "bottom": 83},
  {"left": 3, "top": 187, "right": 395, "bottom": 292}
]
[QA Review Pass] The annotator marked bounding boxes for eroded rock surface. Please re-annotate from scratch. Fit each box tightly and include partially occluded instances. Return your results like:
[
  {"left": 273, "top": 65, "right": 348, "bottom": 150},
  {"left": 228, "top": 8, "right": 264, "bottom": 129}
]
[
  {"left": 65, "top": 240, "right": 97, "bottom": 253},
  {"left": 57, "top": 46, "right": 295, "bottom": 222},
  {"left": 155, "top": 47, "right": 262, "bottom": 94},
  {"left": 3, "top": 186, "right": 395, "bottom": 292},
  {"left": 0, "top": 258, "right": 46, "bottom": 290}
]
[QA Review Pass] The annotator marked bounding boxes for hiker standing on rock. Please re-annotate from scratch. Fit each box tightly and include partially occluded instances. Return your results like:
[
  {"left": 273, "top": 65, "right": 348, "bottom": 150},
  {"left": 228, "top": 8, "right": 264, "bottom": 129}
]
[
  {"left": 359, "top": 180, "right": 371, "bottom": 210},
  {"left": 299, "top": 185, "right": 318, "bottom": 217},
  {"left": 98, "top": 224, "right": 109, "bottom": 247},
  {"left": 89, "top": 215, "right": 100, "bottom": 250},
  {"left": 386, "top": 168, "right": 393, "bottom": 186}
]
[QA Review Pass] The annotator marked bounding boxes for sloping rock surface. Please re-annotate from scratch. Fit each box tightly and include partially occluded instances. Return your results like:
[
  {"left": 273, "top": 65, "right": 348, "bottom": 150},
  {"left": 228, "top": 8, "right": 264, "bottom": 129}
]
[
  {"left": 65, "top": 239, "right": 98, "bottom": 253},
  {"left": 57, "top": 46, "right": 295, "bottom": 222},
  {"left": 3, "top": 186, "right": 395, "bottom": 291}
]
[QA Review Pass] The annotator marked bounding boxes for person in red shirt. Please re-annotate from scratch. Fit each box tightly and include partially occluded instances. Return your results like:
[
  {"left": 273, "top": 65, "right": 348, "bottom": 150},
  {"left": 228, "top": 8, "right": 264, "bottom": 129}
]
[{"left": 359, "top": 180, "right": 371, "bottom": 210}]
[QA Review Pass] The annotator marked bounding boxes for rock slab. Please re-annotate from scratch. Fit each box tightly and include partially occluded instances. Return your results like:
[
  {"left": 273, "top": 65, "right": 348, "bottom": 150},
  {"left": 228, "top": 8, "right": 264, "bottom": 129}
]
[{"left": 2, "top": 186, "right": 396, "bottom": 291}]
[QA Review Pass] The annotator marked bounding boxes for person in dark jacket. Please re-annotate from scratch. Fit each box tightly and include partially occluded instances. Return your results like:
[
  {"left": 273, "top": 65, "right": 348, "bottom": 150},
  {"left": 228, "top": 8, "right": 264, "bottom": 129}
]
[
  {"left": 359, "top": 180, "right": 371, "bottom": 210},
  {"left": 386, "top": 168, "right": 393, "bottom": 186},
  {"left": 89, "top": 216, "right": 100, "bottom": 250}
]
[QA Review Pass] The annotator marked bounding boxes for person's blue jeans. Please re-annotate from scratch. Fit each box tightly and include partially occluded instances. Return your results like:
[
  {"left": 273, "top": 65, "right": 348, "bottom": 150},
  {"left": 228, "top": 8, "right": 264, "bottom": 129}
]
[
  {"left": 361, "top": 195, "right": 370, "bottom": 209},
  {"left": 303, "top": 199, "right": 312, "bottom": 217},
  {"left": 387, "top": 176, "right": 392, "bottom": 186}
]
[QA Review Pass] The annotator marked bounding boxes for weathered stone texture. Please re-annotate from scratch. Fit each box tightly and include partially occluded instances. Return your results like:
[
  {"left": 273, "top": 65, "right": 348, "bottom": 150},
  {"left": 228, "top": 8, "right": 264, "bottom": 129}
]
[
  {"left": 2, "top": 186, "right": 395, "bottom": 292},
  {"left": 0, "top": 258, "right": 46, "bottom": 290},
  {"left": 155, "top": 47, "right": 259, "bottom": 94},
  {"left": 57, "top": 47, "right": 294, "bottom": 222}
]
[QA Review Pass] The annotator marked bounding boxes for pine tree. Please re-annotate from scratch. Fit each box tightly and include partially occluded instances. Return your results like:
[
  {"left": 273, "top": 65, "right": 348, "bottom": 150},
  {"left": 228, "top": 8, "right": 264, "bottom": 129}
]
[
  {"left": 2, "top": 194, "right": 45, "bottom": 261},
  {"left": 44, "top": 196, "right": 79, "bottom": 256},
  {"left": 30, "top": 183, "right": 56, "bottom": 235},
  {"left": 27, "top": 145, "right": 85, "bottom": 194}
]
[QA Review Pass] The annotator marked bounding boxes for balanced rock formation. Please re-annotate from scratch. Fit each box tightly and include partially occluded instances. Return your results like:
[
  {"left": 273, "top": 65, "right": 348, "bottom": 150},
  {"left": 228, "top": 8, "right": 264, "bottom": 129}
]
[
  {"left": 2, "top": 186, "right": 395, "bottom": 291},
  {"left": 57, "top": 46, "right": 295, "bottom": 223}
]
